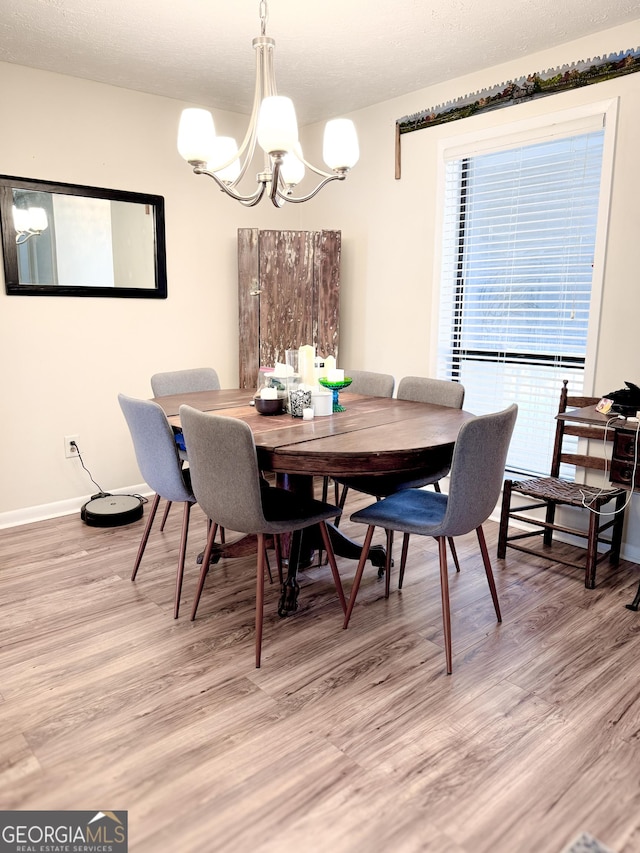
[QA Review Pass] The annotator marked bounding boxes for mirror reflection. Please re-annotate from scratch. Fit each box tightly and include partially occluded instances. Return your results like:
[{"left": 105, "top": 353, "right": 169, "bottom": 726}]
[{"left": 1, "top": 176, "right": 167, "bottom": 298}]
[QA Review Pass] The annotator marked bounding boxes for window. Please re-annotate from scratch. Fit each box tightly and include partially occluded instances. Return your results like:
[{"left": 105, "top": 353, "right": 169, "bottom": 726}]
[{"left": 436, "top": 110, "right": 612, "bottom": 476}]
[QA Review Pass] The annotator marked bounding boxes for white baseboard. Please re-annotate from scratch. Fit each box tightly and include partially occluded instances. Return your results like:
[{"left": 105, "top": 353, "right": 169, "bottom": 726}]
[{"left": 0, "top": 484, "right": 152, "bottom": 530}]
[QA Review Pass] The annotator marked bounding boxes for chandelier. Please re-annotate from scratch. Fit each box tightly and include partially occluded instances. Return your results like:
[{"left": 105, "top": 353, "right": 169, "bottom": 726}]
[{"left": 177, "top": 1, "right": 359, "bottom": 208}]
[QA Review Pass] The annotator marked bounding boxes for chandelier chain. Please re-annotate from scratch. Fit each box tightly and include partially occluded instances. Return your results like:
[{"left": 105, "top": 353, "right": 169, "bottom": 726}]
[{"left": 259, "top": 0, "right": 268, "bottom": 36}]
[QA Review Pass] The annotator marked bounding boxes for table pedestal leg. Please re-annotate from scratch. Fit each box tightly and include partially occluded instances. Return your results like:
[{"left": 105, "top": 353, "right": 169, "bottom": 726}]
[
  {"left": 278, "top": 528, "right": 303, "bottom": 617},
  {"left": 626, "top": 580, "right": 640, "bottom": 611},
  {"left": 199, "top": 473, "right": 389, "bottom": 615}
]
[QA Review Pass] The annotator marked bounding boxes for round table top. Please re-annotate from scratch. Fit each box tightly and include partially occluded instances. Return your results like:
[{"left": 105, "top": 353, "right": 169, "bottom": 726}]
[{"left": 155, "top": 388, "right": 474, "bottom": 478}]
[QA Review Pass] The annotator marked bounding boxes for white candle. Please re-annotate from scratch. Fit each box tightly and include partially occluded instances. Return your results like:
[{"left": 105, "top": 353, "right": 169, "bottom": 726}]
[
  {"left": 327, "top": 368, "right": 344, "bottom": 382},
  {"left": 302, "top": 407, "right": 315, "bottom": 420},
  {"left": 260, "top": 387, "right": 278, "bottom": 399},
  {"left": 323, "top": 355, "right": 336, "bottom": 377},
  {"left": 298, "top": 344, "right": 316, "bottom": 387}
]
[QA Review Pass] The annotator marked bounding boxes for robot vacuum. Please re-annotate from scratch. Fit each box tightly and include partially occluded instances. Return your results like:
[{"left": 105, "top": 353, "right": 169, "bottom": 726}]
[{"left": 81, "top": 493, "right": 144, "bottom": 527}]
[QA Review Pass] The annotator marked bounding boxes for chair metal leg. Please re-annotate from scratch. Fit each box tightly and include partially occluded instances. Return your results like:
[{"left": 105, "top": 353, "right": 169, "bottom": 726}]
[
  {"left": 190, "top": 522, "right": 217, "bottom": 621},
  {"left": 384, "top": 529, "right": 394, "bottom": 598},
  {"left": 318, "top": 521, "right": 347, "bottom": 614},
  {"left": 476, "top": 524, "right": 501, "bottom": 622},
  {"left": 173, "top": 501, "right": 192, "bottom": 619},
  {"left": 437, "top": 536, "right": 453, "bottom": 675},
  {"left": 256, "top": 533, "right": 266, "bottom": 668},
  {"left": 333, "top": 482, "right": 349, "bottom": 527},
  {"left": 343, "top": 525, "right": 376, "bottom": 628},
  {"left": 131, "top": 493, "right": 161, "bottom": 580},
  {"left": 398, "top": 533, "right": 410, "bottom": 588},
  {"left": 448, "top": 538, "right": 461, "bottom": 572},
  {"left": 160, "top": 499, "right": 172, "bottom": 531},
  {"left": 207, "top": 520, "right": 225, "bottom": 545}
]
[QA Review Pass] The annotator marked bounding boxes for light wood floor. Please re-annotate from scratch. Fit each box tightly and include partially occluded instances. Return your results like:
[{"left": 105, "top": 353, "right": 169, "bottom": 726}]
[{"left": 1, "top": 490, "right": 640, "bottom": 853}]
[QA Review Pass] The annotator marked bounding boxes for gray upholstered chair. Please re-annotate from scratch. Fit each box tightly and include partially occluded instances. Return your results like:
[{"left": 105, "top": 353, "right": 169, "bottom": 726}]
[
  {"left": 118, "top": 393, "right": 199, "bottom": 619},
  {"left": 179, "top": 405, "right": 347, "bottom": 668},
  {"left": 346, "top": 369, "right": 395, "bottom": 398},
  {"left": 150, "top": 367, "right": 221, "bottom": 529},
  {"left": 334, "top": 375, "right": 466, "bottom": 569},
  {"left": 322, "top": 369, "right": 395, "bottom": 505},
  {"left": 150, "top": 367, "right": 221, "bottom": 397},
  {"left": 344, "top": 404, "right": 518, "bottom": 674}
]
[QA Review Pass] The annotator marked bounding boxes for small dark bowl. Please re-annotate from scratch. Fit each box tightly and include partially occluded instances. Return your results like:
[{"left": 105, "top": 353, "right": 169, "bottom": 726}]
[{"left": 255, "top": 397, "right": 285, "bottom": 415}]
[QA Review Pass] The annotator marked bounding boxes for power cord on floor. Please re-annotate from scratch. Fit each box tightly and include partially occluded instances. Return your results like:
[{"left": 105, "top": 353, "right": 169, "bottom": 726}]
[{"left": 71, "top": 441, "right": 147, "bottom": 504}]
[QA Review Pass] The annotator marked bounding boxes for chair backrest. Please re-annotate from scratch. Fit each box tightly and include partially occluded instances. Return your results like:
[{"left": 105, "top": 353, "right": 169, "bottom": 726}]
[
  {"left": 118, "top": 394, "right": 195, "bottom": 503},
  {"left": 179, "top": 405, "right": 267, "bottom": 533},
  {"left": 397, "top": 376, "right": 465, "bottom": 409},
  {"left": 151, "top": 368, "right": 220, "bottom": 397},
  {"left": 551, "top": 379, "right": 612, "bottom": 478},
  {"left": 441, "top": 404, "right": 518, "bottom": 537},
  {"left": 346, "top": 370, "right": 395, "bottom": 398}
]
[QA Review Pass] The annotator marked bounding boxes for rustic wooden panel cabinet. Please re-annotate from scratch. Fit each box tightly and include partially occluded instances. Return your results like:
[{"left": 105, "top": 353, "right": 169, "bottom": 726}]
[{"left": 238, "top": 228, "right": 341, "bottom": 390}]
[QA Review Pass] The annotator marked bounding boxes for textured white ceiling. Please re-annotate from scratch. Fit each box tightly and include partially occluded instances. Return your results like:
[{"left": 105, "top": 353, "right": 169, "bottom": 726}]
[{"left": 0, "top": 0, "right": 638, "bottom": 125}]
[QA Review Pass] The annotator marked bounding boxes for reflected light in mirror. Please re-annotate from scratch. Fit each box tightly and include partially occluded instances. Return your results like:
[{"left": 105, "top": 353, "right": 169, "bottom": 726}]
[{"left": 12, "top": 205, "right": 48, "bottom": 244}]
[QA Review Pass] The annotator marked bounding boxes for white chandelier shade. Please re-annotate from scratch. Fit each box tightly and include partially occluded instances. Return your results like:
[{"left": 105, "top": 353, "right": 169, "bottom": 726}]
[
  {"left": 257, "top": 95, "right": 299, "bottom": 155},
  {"left": 177, "top": 1, "right": 359, "bottom": 208},
  {"left": 323, "top": 119, "right": 360, "bottom": 171}
]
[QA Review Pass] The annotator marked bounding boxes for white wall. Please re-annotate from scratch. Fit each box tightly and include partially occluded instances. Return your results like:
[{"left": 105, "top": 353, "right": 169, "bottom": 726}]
[
  {"left": 304, "top": 19, "right": 640, "bottom": 560},
  {"left": 0, "top": 62, "right": 302, "bottom": 523},
  {"left": 2, "top": 20, "right": 640, "bottom": 559}
]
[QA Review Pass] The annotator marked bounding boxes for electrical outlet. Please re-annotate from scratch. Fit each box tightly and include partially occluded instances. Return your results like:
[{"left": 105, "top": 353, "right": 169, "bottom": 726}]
[{"left": 65, "top": 435, "right": 80, "bottom": 459}]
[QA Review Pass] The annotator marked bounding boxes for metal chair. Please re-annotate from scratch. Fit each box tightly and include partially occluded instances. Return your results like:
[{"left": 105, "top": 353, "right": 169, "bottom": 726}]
[
  {"left": 179, "top": 405, "right": 347, "bottom": 668},
  {"left": 345, "top": 404, "right": 518, "bottom": 674},
  {"left": 497, "top": 380, "right": 627, "bottom": 588},
  {"left": 118, "top": 393, "right": 198, "bottom": 618}
]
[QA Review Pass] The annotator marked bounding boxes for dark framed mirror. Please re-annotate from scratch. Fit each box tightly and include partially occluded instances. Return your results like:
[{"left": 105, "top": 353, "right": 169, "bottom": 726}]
[{"left": 0, "top": 175, "right": 167, "bottom": 298}]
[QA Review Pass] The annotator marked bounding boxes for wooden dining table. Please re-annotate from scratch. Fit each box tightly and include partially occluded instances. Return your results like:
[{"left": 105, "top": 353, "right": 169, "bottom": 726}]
[{"left": 153, "top": 387, "right": 475, "bottom": 614}]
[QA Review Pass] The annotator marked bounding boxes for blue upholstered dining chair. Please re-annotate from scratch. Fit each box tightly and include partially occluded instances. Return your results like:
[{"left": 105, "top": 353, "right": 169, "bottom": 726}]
[
  {"left": 118, "top": 393, "right": 199, "bottom": 619},
  {"left": 334, "top": 376, "right": 466, "bottom": 572},
  {"left": 179, "top": 404, "right": 347, "bottom": 668},
  {"left": 344, "top": 404, "right": 518, "bottom": 674}
]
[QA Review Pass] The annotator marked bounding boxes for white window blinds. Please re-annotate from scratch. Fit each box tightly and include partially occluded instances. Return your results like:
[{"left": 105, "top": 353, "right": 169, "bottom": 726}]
[{"left": 437, "top": 125, "right": 605, "bottom": 476}]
